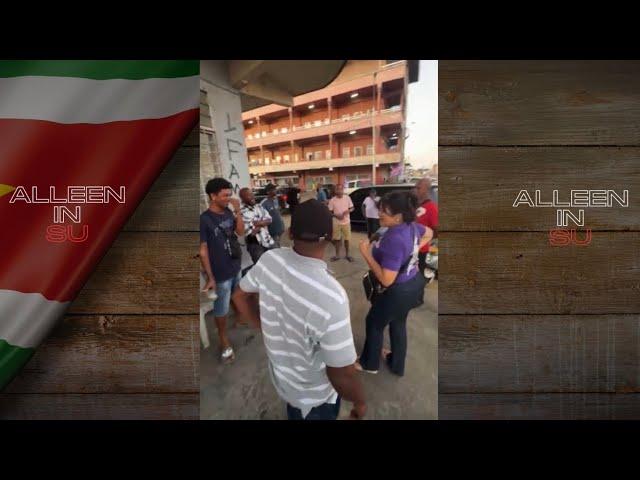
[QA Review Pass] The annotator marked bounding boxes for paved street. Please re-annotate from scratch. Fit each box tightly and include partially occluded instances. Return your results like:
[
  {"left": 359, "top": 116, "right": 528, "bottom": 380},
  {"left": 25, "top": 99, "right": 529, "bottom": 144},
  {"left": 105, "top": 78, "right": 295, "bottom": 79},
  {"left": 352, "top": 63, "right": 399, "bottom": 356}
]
[{"left": 200, "top": 215, "right": 437, "bottom": 420}]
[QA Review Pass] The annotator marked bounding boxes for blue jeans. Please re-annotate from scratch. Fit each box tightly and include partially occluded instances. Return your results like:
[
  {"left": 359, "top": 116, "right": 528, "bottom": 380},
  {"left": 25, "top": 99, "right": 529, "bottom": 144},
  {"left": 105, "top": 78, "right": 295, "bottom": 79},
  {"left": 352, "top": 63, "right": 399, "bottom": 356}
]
[
  {"left": 286, "top": 396, "right": 341, "bottom": 420},
  {"left": 212, "top": 272, "right": 241, "bottom": 317},
  {"left": 359, "top": 272, "right": 426, "bottom": 376}
]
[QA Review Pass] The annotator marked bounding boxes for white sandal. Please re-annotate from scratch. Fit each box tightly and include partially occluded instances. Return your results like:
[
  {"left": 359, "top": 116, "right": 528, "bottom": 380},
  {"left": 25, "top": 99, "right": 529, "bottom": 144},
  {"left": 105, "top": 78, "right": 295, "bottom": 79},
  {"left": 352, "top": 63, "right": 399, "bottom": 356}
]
[
  {"left": 354, "top": 360, "right": 378, "bottom": 374},
  {"left": 221, "top": 346, "right": 235, "bottom": 364}
]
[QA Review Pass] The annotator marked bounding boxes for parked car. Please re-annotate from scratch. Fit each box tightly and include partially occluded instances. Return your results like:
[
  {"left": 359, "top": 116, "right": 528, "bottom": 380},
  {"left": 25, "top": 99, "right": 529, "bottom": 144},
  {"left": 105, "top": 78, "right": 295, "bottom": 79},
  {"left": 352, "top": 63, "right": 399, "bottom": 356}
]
[
  {"left": 349, "top": 182, "right": 438, "bottom": 227},
  {"left": 276, "top": 186, "right": 290, "bottom": 211},
  {"left": 344, "top": 179, "right": 373, "bottom": 195},
  {"left": 252, "top": 187, "right": 268, "bottom": 204}
]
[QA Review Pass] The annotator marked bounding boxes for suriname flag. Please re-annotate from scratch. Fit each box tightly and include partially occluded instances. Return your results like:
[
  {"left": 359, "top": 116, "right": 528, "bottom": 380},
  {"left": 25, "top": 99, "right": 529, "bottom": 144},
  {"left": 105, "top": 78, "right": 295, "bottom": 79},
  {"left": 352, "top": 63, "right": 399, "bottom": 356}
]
[{"left": 0, "top": 60, "right": 199, "bottom": 389}]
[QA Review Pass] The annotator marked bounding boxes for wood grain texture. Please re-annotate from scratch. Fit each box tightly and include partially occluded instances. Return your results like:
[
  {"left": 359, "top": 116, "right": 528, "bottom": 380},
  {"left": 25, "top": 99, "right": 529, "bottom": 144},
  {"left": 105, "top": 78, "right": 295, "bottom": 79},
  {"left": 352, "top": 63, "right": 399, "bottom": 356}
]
[
  {"left": 124, "top": 146, "right": 199, "bottom": 232},
  {"left": 439, "top": 61, "right": 640, "bottom": 419},
  {"left": 0, "top": 394, "right": 198, "bottom": 420},
  {"left": 4, "top": 315, "right": 198, "bottom": 394},
  {"left": 439, "top": 60, "right": 640, "bottom": 146},
  {"left": 438, "top": 393, "right": 640, "bottom": 420},
  {"left": 69, "top": 232, "right": 199, "bottom": 314},
  {"left": 440, "top": 147, "right": 640, "bottom": 231},
  {"left": 439, "top": 315, "right": 640, "bottom": 393},
  {"left": 439, "top": 232, "right": 640, "bottom": 315}
]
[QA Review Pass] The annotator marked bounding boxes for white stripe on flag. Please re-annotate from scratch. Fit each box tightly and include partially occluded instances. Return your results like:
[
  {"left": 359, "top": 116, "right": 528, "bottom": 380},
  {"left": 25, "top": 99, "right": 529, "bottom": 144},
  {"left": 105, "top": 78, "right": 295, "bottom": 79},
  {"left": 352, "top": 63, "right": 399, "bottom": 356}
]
[
  {"left": 0, "top": 75, "right": 199, "bottom": 124},
  {"left": 0, "top": 289, "right": 70, "bottom": 348}
]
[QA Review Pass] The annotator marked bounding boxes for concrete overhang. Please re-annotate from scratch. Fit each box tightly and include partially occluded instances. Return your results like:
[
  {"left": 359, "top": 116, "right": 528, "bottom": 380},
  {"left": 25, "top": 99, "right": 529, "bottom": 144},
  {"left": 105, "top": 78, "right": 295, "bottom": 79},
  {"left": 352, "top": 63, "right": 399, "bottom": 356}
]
[{"left": 228, "top": 60, "right": 347, "bottom": 111}]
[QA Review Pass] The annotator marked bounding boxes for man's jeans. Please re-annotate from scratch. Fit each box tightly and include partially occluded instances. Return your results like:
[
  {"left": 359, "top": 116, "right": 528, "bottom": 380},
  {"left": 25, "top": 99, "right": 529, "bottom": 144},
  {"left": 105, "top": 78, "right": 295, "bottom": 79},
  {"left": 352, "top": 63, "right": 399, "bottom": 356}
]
[{"left": 286, "top": 396, "right": 341, "bottom": 420}]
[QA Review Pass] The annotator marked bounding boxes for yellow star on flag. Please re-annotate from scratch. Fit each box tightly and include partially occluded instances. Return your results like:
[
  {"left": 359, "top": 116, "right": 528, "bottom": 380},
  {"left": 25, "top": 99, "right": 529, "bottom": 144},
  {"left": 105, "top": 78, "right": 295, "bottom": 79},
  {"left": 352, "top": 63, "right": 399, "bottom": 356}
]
[{"left": 0, "top": 184, "right": 15, "bottom": 199}]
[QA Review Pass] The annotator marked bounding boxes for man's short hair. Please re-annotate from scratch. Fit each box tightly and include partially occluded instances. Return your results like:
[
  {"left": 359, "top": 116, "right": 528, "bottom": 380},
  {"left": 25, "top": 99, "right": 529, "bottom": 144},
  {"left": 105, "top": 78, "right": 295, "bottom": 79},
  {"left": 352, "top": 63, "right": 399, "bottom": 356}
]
[{"left": 205, "top": 178, "right": 233, "bottom": 196}]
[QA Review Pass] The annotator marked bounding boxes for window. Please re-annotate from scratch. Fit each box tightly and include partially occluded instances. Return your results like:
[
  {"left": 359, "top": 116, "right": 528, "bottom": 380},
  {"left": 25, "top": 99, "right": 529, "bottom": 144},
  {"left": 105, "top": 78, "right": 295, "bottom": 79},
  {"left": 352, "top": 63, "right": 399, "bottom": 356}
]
[
  {"left": 281, "top": 127, "right": 288, "bottom": 133},
  {"left": 295, "top": 154, "right": 299, "bottom": 162},
  {"left": 314, "top": 120, "right": 322, "bottom": 127},
  {"left": 283, "top": 154, "right": 290, "bottom": 162},
  {"left": 314, "top": 151, "right": 323, "bottom": 160},
  {"left": 325, "top": 149, "right": 331, "bottom": 159},
  {"left": 366, "top": 144, "right": 374, "bottom": 155},
  {"left": 354, "top": 146, "right": 363, "bottom": 157},
  {"left": 306, "top": 152, "right": 313, "bottom": 161},
  {"left": 342, "top": 147, "right": 350, "bottom": 158}
]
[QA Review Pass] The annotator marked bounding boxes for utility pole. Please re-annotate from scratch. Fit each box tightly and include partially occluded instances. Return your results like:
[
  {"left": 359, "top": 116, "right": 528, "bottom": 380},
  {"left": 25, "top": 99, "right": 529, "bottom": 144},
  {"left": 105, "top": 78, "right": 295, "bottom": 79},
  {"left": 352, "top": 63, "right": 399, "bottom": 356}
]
[{"left": 372, "top": 71, "right": 377, "bottom": 185}]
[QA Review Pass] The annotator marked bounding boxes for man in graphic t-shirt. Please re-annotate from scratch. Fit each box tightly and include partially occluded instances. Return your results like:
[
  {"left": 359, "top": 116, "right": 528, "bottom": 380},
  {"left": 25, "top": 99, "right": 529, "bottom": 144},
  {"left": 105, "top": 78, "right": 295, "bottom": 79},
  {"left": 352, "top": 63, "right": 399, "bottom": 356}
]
[{"left": 199, "top": 178, "right": 245, "bottom": 364}]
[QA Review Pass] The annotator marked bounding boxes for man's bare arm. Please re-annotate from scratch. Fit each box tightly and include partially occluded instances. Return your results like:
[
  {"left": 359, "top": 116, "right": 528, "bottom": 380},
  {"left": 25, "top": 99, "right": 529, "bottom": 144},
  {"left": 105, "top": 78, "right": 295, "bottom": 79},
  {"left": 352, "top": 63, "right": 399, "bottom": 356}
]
[
  {"left": 326, "top": 365, "right": 367, "bottom": 419},
  {"left": 199, "top": 242, "right": 216, "bottom": 289},
  {"left": 231, "top": 287, "right": 261, "bottom": 329}
]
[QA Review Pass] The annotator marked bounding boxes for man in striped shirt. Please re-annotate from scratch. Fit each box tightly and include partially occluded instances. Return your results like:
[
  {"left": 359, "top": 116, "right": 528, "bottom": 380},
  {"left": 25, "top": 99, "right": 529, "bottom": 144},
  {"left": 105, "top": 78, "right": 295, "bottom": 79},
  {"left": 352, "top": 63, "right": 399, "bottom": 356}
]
[{"left": 232, "top": 199, "right": 367, "bottom": 420}]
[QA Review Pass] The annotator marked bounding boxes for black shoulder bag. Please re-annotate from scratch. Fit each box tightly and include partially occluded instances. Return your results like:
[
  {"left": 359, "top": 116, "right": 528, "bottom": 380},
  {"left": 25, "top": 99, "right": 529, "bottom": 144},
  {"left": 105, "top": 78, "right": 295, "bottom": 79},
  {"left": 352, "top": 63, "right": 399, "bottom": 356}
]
[{"left": 212, "top": 212, "right": 242, "bottom": 260}]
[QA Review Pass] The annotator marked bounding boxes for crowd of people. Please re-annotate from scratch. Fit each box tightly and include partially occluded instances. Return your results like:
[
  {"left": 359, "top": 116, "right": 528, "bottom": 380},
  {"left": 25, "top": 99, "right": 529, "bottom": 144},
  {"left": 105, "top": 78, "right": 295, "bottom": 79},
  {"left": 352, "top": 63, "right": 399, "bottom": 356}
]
[{"left": 200, "top": 176, "right": 438, "bottom": 420}]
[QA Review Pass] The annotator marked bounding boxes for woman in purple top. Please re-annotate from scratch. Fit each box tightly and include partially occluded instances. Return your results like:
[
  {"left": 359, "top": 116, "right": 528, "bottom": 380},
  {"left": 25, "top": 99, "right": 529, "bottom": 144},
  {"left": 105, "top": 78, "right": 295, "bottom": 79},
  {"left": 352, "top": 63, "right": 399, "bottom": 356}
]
[{"left": 356, "top": 191, "right": 433, "bottom": 376}]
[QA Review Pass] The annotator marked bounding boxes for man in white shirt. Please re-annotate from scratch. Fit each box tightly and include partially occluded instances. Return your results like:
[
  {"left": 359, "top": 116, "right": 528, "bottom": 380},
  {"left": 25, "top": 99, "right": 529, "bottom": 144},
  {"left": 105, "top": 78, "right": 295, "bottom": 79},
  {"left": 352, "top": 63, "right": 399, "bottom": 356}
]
[
  {"left": 232, "top": 199, "right": 367, "bottom": 420},
  {"left": 362, "top": 188, "right": 380, "bottom": 239}
]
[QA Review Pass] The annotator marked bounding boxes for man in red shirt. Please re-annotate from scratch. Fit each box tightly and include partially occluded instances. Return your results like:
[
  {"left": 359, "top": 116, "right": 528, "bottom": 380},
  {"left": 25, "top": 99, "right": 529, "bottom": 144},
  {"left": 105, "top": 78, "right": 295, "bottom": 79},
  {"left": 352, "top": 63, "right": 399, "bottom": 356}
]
[{"left": 415, "top": 178, "right": 438, "bottom": 276}]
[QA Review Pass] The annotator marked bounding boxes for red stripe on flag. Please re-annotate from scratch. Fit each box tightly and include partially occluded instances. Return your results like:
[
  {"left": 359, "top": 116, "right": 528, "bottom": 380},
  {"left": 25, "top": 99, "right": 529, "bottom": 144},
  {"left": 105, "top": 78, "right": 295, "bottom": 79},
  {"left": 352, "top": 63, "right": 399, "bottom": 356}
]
[{"left": 0, "top": 109, "right": 198, "bottom": 302}]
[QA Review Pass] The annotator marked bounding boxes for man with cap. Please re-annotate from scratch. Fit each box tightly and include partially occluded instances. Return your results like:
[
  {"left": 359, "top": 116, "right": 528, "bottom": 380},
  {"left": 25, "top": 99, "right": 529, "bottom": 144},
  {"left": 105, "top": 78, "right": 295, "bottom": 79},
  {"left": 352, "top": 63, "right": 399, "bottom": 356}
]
[{"left": 232, "top": 199, "right": 367, "bottom": 420}]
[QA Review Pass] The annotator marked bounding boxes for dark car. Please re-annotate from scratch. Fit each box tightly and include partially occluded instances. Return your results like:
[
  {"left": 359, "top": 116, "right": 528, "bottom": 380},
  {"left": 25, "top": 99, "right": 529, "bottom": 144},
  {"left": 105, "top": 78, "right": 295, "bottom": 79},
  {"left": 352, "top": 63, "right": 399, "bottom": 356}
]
[
  {"left": 349, "top": 183, "right": 438, "bottom": 228},
  {"left": 276, "top": 187, "right": 290, "bottom": 210},
  {"left": 253, "top": 187, "right": 269, "bottom": 205}
]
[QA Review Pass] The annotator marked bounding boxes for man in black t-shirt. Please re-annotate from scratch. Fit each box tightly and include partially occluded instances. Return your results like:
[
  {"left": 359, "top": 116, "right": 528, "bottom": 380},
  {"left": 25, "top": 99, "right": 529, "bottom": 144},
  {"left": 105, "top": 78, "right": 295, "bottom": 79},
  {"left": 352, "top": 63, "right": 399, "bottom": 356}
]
[{"left": 199, "top": 178, "right": 245, "bottom": 363}]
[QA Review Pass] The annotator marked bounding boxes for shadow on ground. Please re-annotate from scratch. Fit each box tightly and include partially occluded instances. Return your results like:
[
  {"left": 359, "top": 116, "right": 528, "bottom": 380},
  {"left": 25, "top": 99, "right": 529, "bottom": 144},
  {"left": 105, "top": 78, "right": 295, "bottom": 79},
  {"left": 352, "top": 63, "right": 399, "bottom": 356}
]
[{"left": 200, "top": 216, "right": 437, "bottom": 420}]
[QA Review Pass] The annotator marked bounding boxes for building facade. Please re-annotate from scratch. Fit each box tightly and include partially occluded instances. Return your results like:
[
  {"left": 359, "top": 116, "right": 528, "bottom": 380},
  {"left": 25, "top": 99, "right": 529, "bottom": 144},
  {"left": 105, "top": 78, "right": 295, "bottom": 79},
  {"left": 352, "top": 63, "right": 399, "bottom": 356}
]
[{"left": 242, "top": 60, "right": 418, "bottom": 191}]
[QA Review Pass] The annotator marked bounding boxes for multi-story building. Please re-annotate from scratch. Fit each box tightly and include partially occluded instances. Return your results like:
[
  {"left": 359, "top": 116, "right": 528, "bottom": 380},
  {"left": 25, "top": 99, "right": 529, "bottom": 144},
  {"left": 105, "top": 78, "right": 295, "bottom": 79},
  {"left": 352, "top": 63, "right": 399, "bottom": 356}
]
[{"left": 242, "top": 60, "right": 419, "bottom": 191}]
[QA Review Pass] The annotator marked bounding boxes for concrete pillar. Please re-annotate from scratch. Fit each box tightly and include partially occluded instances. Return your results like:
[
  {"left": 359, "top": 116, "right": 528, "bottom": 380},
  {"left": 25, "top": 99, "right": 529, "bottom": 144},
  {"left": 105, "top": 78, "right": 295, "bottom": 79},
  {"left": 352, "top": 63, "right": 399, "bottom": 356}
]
[{"left": 200, "top": 61, "right": 251, "bottom": 196}]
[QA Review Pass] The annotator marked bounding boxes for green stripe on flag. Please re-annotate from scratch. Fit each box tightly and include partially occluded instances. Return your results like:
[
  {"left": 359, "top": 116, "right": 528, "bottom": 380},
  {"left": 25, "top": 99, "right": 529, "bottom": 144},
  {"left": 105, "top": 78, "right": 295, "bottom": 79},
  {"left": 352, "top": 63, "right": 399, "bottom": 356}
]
[
  {"left": 0, "top": 60, "right": 199, "bottom": 80},
  {"left": 0, "top": 339, "right": 34, "bottom": 390}
]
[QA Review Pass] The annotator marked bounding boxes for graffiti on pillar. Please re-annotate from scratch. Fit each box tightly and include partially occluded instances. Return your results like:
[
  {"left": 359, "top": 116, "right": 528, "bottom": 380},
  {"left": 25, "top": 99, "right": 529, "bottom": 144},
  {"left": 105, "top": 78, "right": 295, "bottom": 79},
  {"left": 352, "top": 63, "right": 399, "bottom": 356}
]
[{"left": 206, "top": 86, "right": 251, "bottom": 195}]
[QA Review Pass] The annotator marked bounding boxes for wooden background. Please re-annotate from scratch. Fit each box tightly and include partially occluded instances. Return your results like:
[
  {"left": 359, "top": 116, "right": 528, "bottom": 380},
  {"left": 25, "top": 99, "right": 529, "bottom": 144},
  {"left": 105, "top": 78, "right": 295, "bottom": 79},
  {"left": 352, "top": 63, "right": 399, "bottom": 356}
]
[
  {"left": 439, "top": 61, "right": 640, "bottom": 419},
  {"left": 0, "top": 129, "right": 199, "bottom": 419}
]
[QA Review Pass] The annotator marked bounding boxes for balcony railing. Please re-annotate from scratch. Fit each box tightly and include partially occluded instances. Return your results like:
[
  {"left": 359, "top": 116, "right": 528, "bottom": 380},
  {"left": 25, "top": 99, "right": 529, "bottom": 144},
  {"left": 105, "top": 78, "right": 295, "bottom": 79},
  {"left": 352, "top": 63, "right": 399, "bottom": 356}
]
[
  {"left": 249, "top": 151, "right": 400, "bottom": 169},
  {"left": 245, "top": 107, "right": 403, "bottom": 140}
]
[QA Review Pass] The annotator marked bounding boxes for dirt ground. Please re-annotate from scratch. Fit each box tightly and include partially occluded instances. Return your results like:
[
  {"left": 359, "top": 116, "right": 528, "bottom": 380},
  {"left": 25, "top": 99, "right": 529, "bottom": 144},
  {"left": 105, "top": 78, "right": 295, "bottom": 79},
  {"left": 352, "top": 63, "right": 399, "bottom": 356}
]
[{"left": 200, "top": 215, "right": 437, "bottom": 420}]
